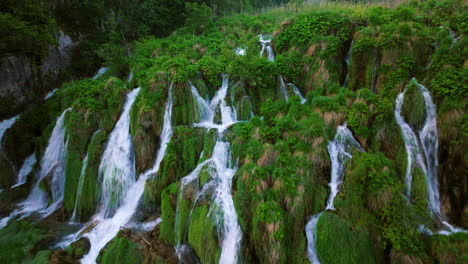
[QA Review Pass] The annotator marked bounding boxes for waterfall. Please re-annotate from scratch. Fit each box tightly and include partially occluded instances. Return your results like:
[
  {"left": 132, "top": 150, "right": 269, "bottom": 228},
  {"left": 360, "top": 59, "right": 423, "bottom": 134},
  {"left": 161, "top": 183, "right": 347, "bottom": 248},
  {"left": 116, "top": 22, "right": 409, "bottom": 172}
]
[
  {"left": 44, "top": 89, "right": 59, "bottom": 100},
  {"left": 11, "top": 153, "right": 36, "bottom": 188},
  {"left": 0, "top": 108, "right": 70, "bottom": 229},
  {"left": 63, "top": 84, "right": 172, "bottom": 264},
  {"left": 70, "top": 154, "right": 89, "bottom": 222},
  {"left": 212, "top": 141, "right": 242, "bottom": 264},
  {"left": 235, "top": 47, "right": 246, "bottom": 56},
  {"left": 394, "top": 89, "right": 427, "bottom": 200},
  {"left": 418, "top": 84, "right": 441, "bottom": 216},
  {"left": 81, "top": 84, "right": 172, "bottom": 264},
  {"left": 98, "top": 88, "right": 140, "bottom": 218},
  {"left": 189, "top": 81, "right": 210, "bottom": 122},
  {"left": 194, "top": 74, "right": 237, "bottom": 132},
  {"left": 306, "top": 213, "right": 322, "bottom": 264},
  {"left": 0, "top": 115, "right": 19, "bottom": 141},
  {"left": 259, "top": 33, "right": 304, "bottom": 103},
  {"left": 306, "top": 124, "right": 363, "bottom": 263},
  {"left": 259, "top": 34, "right": 275, "bottom": 62},
  {"left": 92, "top": 67, "right": 108, "bottom": 80},
  {"left": 395, "top": 80, "right": 466, "bottom": 234},
  {"left": 279, "top": 76, "right": 289, "bottom": 101},
  {"left": 287, "top": 83, "right": 307, "bottom": 104},
  {"left": 326, "top": 125, "right": 364, "bottom": 210},
  {"left": 343, "top": 40, "right": 354, "bottom": 87},
  {"left": 177, "top": 76, "right": 242, "bottom": 263},
  {"left": 127, "top": 71, "right": 133, "bottom": 82}
]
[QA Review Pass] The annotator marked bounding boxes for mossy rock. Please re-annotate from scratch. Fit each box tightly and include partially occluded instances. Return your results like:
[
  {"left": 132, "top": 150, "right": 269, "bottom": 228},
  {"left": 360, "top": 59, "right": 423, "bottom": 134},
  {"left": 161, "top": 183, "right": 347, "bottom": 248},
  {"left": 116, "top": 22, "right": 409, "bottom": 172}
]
[
  {"left": 402, "top": 83, "right": 426, "bottom": 131},
  {"left": 160, "top": 185, "right": 177, "bottom": 245},
  {"left": 71, "top": 129, "right": 106, "bottom": 222},
  {"left": 236, "top": 96, "right": 253, "bottom": 121},
  {"left": 172, "top": 81, "right": 200, "bottom": 126},
  {"left": 130, "top": 76, "right": 168, "bottom": 174},
  {"left": 187, "top": 205, "right": 220, "bottom": 264},
  {"left": 98, "top": 234, "right": 142, "bottom": 264},
  {"left": 316, "top": 212, "right": 378, "bottom": 264},
  {"left": 0, "top": 154, "right": 15, "bottom": 189}
]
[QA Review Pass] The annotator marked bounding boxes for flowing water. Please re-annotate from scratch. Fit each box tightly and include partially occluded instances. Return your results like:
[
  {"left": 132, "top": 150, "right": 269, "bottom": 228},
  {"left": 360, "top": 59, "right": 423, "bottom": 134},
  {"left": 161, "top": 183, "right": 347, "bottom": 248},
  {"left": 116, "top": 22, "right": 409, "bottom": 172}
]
[
  {"left": 235, "top": 47, "right": 246, "bottom": 56},
  {"left": 325, "top": 125, "right": 364, "bottom": 210},
  {"left": 287, "top": 83, "right": 307, "bottom": 104},
  {"left": 176, "top": 76, "right": 242, "bottom": 263},
  {"left": 75, "top": 85, "right": 172, "bottom": 264},
  {"left": 279, "top": 76, "right": 289, "bottom": 101},
  {"left": 98, "top": 88, "right": 140, "bottom": 218},
  {"left": 418, "top": 84, "right": 441, "bottom": 216},
  {"left": 194, "top": 74, "right": 237, "bottom": 132},
  {"left": 259, "top": 34, "right": 275, "bottom": 62},
  {"left": 211, "top": 140, "right": 242, "bottom": 264},
  {"left": 11, "top": 153, "right": 37, "bottom": 188},
  {"left": 92, "top": 67, "right": 108, "bottom": 79},
  {"left": 343, "top": 40, "right": 354, "bottom": 87},
  {"left": 0, "top": 115, "right": 19, "bottom": 141},
  {"left": 44, "top": 89, "right": 59, "bottom": 100},
  {"left": 395, "top": 80, "right": 466, "bottom": 234},
  {"left": 305, "top": 124, "right": 363, "bottom": 263},
  {"left": 394, "top": 88, "right": 427, "bottom": 200},
  {"left": 0, "top": 108, "right": 70, "bottom": 229},
  {"left": 305, "top": 213, "right": 322, "bottom": 264},
  {"left": 70, "top": 154, "right": 89, "bottom": 222}
]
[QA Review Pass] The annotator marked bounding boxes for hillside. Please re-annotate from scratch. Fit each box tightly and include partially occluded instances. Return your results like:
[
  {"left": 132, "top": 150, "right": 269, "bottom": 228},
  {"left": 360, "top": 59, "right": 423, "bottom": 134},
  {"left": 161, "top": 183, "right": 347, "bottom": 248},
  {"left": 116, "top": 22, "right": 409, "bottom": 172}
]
[{"left": 0, "top": 0, "right": 466, "bottom": 263}]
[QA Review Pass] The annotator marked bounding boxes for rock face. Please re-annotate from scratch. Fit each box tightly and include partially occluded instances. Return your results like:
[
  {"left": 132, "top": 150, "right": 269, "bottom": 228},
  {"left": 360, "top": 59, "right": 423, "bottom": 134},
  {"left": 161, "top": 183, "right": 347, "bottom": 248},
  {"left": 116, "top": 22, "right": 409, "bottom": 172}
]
[{"left": 0, "top": 31, "right": 76, "bottom": 118}]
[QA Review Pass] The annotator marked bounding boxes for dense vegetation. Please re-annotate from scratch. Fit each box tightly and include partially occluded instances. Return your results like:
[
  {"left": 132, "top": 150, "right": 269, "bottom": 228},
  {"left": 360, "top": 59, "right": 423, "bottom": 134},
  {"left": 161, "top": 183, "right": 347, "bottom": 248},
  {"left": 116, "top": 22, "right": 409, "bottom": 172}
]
[{"left": 0, "top": 0, "right": 466, "bottom": 263}]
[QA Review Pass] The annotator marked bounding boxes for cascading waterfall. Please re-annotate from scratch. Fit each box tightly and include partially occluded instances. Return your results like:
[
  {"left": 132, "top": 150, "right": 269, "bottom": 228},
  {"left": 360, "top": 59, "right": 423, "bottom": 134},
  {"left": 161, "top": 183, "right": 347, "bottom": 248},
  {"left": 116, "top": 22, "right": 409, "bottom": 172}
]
[
  {"left": 176, "top": 78, "right": 242, "bottom": 263},
  {"left": 98, "top": 88, "right": 140, "bottom": 218},
  {"left": 326, "top": 125, "right": 364, "bottom": 210},
  {"left": 189, "top": 81, "right": 211, "bottom": 122},
  {"left": 279, "top": 76, "right": 289, "bottom": 101},
  {"left": 306, "top": 124, "right": 363, "bottom": 264},
  {"left": 235, "top": 47, "right": 246, "bottom": 56},
  {"left": 56, "top": 85, "right": 172, "bottom": 263},
  {"left": 44, "top": 89, "right": 59, "bottom": 100},
  {"left": 92, "top": 67, "right": 108, "bottom": 80},
  {"left": 212, "top": 140, "right": 242, "bottom": 264},
  {"left": 395, "top": 80, "right": 466, "bottom": 234},
  {"left": 259, "top": 33, "right": 306, "bottom": 103},
  {"left": 287, "top": 83, "right": 307, "bottom": 104},
  {"left": 127, "top": 71, "right": 133, "bottom": 82},
  {"left": 305, "top": 213, "right": 322, "bottom": 264},
  {"left": 71, "top": 129, "right": 101, "bottom": 222},
  {"left": 80, "top": 84, "right": 172, "bottom": 264},
  {"left": 194, "top": 74, "right": 237, "bottom": 132},
  {"left": 0, "top": 115, "right": 19, "bottom": 141},
  {"left": 343, "top": 40, "right": 354, "bottom": 87},
  {"left": 11, "top": 153, "right": 36, "bottom": 188},
  {"left": 418, "top": 84, "right": 441, "bottom": 216},
  {"left": 70, "top": 154, "right": 89, "bottom": 222},
  {"left": 259, "top": 34, "right": 274, "bottom": 62},
  {"left": 0, "top": 108, "right": 70, "bottom": 229},
  {"left": 394, "top": 88, "right": 427, "bottom": 200}
]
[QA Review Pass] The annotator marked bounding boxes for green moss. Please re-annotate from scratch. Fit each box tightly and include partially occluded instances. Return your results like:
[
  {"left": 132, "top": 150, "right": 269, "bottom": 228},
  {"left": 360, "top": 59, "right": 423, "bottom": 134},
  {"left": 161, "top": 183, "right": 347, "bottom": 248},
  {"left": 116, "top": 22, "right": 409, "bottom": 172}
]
[
  {"left": 72, "top": 129, "right": 107, "bottom": 221},
  {"left": 175, "top": 192, "right": 191, "bottom": 245},
  {"left": 98, "top": 235, "right": 142, "bottom": 264},
  {"left": 428, "top": 233, "right": 468, "bottom": 264},
  {"left": 402, "top": 83, "right": 426, "bottom": 130},
  {"left": 0, "top": 221, "right": 47, "bottom": 263},
  {"left": 160, "top": 186, "right": 176, "bottom": 245},
  {"left": 236, "top": 96, "right": 253, "bottom": 121},
  {"left": 411, "top": 167, "right": 429, "bottom": 216},
  {"left": 316, "top": 212, "right": 377, "bottom": 264},
  {"left": 187, "top": 205, "right": 220, "bottom": 263},
  {"left": 25, "top": 250, "right": 51, "bottom": 264}
]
